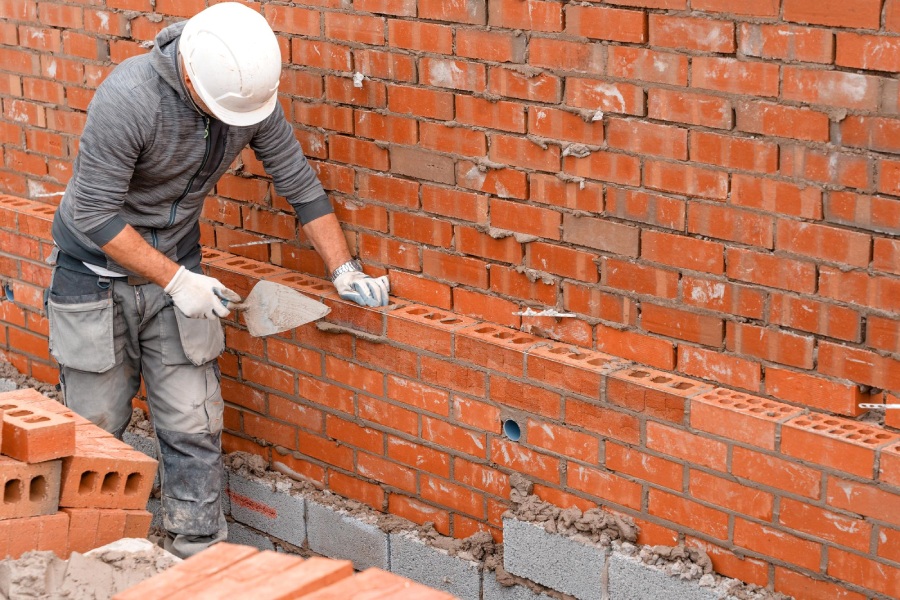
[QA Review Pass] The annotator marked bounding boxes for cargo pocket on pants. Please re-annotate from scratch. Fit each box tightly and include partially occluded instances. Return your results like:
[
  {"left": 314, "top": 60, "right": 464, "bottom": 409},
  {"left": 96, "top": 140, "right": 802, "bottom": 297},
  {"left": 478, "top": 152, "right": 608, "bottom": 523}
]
[
  {"left": 47, "top": 292, "right": 117, "bottom": 373},
  {"left": 160, "top": 307, "right": 225, "bottom": 366}
]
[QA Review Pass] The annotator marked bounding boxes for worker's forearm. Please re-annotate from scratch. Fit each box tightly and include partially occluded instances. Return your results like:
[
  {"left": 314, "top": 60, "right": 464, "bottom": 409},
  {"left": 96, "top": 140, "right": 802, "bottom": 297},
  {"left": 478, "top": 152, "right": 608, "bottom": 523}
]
[
  {"left": 100, "top": 225, "right": 180, "bottom": 287},
  {"left": 301, "top": 213, "right": 353, "bottom": 274}
]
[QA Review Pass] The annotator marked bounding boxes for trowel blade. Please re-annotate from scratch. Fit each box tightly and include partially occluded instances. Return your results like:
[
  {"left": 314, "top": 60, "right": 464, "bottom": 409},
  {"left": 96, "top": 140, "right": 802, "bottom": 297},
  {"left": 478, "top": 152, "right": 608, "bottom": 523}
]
[{"left": 241, "top": 280, "right": 330, "bottom": 337}]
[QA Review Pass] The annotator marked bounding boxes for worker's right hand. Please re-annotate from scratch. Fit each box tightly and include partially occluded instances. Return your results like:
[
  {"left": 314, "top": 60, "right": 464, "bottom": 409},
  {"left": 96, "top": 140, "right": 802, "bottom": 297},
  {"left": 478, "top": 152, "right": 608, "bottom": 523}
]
[{"left": 163, "top": 265, "right": 240, "bottom": 319}]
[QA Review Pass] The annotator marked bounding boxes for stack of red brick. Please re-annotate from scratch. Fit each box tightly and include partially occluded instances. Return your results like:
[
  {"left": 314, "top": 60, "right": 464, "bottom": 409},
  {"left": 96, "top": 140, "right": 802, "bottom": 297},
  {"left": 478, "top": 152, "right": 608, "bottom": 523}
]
[
  {"left": 115, "top": 542, "right": 456, "bottom": 600},
  {"left": 0, "top": 388, "right": 157, "bottom": 559}
]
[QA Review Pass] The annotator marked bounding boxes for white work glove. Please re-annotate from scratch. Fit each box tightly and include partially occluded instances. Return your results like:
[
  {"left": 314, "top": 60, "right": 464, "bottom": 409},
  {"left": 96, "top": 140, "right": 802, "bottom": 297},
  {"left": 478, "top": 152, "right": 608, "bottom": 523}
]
[
  {"left": 164, "top": 266, "right": 241, "bottom": 319},
  {"left": 333, "top": 271, "right": 390, "bottom": 307}
]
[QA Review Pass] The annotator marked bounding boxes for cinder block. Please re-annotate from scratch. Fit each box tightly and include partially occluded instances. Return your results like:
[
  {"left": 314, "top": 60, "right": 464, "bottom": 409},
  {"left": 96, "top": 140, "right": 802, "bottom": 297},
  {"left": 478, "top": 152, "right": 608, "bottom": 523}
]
[
  {"left": 307, "top": 500, "right": 389, "bottom": 571},
  {"left": 389, "top": 531, "right": 482, "bottom": 600},
  {"left": 226, "top": 521, "right": 275, "bottom": 551},
  {"left": 59, "top": 430, "right": 157, "bottom": 510},
  {"left": 113, "top": 542, "right": 259, "bottom": 600},
  {"left": 0, "top": 398, "right": 75, "bottom": 462},
  {"left": 608, "top": 553, "right": 719, "bottom": 600},
  {"left": 147, "top": 498, "right": 162, "bottom": 530},
  {"left": 227, "top": 471, "right": 306, "bottom": 549},
  {"left": 2, "top": 511, "right": 69, "bottom": 559},
  {"left": 0, "top": 456, "right": 61, "bottom": 520},
  {"left": 301, "top": 567, "right": 457, "bottom": 600},
  {"left": 0, "top": 380, "right": 16, "bottom": 393},
  {"left": 482, "top": 570, "right": 554, "bottom": 600},
  {"left": 503, "top": 517, "right": 605, "bottom": 600}
]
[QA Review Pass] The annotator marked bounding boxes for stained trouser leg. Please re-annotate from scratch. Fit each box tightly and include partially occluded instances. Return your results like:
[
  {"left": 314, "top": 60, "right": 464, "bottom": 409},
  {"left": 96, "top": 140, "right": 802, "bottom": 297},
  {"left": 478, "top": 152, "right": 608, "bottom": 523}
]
[{"left": 138, "top": 284, "right": 227, "bottom": 559}]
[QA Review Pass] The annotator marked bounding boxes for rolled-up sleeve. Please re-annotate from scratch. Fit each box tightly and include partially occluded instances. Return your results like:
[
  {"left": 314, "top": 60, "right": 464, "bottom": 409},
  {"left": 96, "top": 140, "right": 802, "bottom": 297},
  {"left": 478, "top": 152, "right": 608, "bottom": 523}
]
[{"left": 250, "top": 102, "right": 332, "bottom": 225}]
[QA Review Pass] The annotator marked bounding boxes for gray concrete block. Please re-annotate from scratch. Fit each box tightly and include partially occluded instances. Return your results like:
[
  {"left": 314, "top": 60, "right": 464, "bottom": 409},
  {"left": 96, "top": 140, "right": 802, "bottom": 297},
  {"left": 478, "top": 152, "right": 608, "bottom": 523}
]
[
  {"left": 227, "top": 521, "right": 275, "bottom": 551},
  {"left": 146, "top": 498, "right": 162, "bottom": 530},
  {"left": 122, "top": 431, "right": 158, "bottom": 460},
  {"left": 389, "top": 531, "right": 481, "bottom": 600},
  {"left": 482, "top": 570, "right": 554, "bottom": 600},
  {"left": 227, "top": 472, "right": 306, "bottom": 549},
  {"left": 608, "top": 554, "right": 719, "bottom": 600},
  {"left": 307, "top": 500, "right": 389, "bottom": 571},
  {"left": 0, "top": 379, "right": 17, "bottom": 393},
  {"left": 221, "top": 469, "right": 230, "bottom": 517},
  {"left": 503, "top": 517, "right": 605, "bottom": 600}
]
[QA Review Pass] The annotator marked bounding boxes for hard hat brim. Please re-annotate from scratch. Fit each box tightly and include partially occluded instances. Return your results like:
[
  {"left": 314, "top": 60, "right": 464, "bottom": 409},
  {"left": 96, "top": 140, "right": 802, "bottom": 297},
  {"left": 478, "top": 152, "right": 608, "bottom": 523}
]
[{"left": 195, "top": 86, "right": 279, "bottom": 127}]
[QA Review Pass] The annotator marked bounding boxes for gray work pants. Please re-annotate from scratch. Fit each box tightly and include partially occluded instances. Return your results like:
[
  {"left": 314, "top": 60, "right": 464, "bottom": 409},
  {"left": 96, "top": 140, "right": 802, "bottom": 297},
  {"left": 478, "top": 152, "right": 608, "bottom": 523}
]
[{"left": 46, "top": 265, "right": 227, "bottom": 559}]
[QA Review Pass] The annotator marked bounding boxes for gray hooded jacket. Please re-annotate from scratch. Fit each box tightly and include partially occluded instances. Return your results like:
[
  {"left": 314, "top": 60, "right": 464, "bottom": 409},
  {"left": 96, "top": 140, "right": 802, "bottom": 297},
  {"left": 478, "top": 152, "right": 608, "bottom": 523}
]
[{"left": 52, "top": 21, "right": 331, "bottom": 275}]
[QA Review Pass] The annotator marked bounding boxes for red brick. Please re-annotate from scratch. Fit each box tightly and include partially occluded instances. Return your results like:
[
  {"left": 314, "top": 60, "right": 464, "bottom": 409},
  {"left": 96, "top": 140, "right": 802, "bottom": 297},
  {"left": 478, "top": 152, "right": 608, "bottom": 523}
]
[
  {"left": 818, "top": 339, "right": 900, "bottom": 391},
  {"left": 780, "top": 145, "right": 871, "bottom": 192},
  {"left": 734, "top": 519, "right": 823, "bottom": 571},
  {"left": 456, "top": 161, "right": 528, "bottom": 199},
  {"left": 692, "top": 389, "right": 801, "bottom": 450},
  {"left": 828, "top": 477, "right": 900, "bottom": 528},
  {"left": 422, "top": 417, "right": 486, "bottom": 459},
  {"left": 737, "top": 101, "right": 830, "bottom": 143},
  {"left": 690, "top": 470, "right": 773, "bottom": 521},
  {"left": 606, "top": 443, "right": 682, "bottom": 490},
  {"left": 565, "top": 79, "right": 645, "bottom": 116},
  {"left": 563, "top": 150, "right": 641, "bottom": 187},
  {"left": 0, "top": 456, "right": 60, "bottom": 520},
  {"left": 529, "top": 38, "right": 604, "bottom": 73},
  {"left": 727, "top": 321, "right": 815, "bottom": 369},
  {"left": 642, "top": 303, "right": 724, "bottom": 346},
  {"left": 693, "top": 57, "right": 779, "bottom": 97},
  {"left": 783, "top": 413, "right": 898, "bottom": 479},
  {"left": 681, "top": 277, "right": 765, "bottom": 320},
  {"left": 775, "top": 567, "right": 866, "bottom": 600},
  {"left": 838, "top": 32, "right": 900, "bottom": 71},
  {"left": 646, "top": 421, "right": 727, "bottom": 471},
  {"left": 732, "top": 446, "right": 821, "bottom": 500},
  {"left": 828, "top": 548, "right": 900, "bottom": 599},
  {"left": 650, "top": 14, "right": 734, "bottom": 53},
  {"left": 567, "top": 5, "right": 647, "bottom": 43},
  {"left": 644, "top": 160, "right": 728, "bottom": 200},
  {"left": 302, "top": 567, "right": 457, "bottom": 599},
  {"left": 6, "top": 512, "right": 68, "bottom": 559},
  {"left": 740, "top": 23, "right": 833, "bottom": 64},
  {"left": 488, "top": 67, "right": 561, "bottom": 104},
  {"left": 688, "top": 536, "right": 768, "bottom": 587},
  {"left": 780, "top": 498, "right": 871, "bottom": 552},
  {"left": 488, "top": 0, "right": 562, "bottom": 32},
  {"left": 766, "top": 367, "right": 864, "bottom": 417},
  {"left": 784, "top": 0, "right": 881, "bottom": 28},
  {"left": 568, "top": 464, "right": 642, "bottom": 509},
  {"left": 605, "top": 188, "right": 685, "bottom": 231},
  {"left": 388, "top": 495, "right": 450, "bottom": 535},
  {"left": 0, "top": 398, "right": 74, "bottom": 462},
  {"left": 59, "top": 430, "right": 157, "bottom": 510},
  {"left": 455, "top": 95, "right": 525, "bottom": 133},
  {"left": 595, "top": 323, "right": 676, "bottom": 371},
  {"left": 608, "top": 47, "right": 687, "bottom": 86},
  {"left": 113, "top": 543, "right": 260, "bottom": 599},
  {"left": 607, "top": 118, "right": 687, "bottom": 160},
  {"left": 726, "top": 247, "right": 817, "bottom": 294},
  {"left": 784, "top": 67, "right": 879, "bottom": 111},
  {"left": 649, "top": 489, "right": 729, "bottom": 539},
  {"left": 230, "top": 556, "right": 354, "bottom": 599},
  {"left": 732, "top": 174, "right": 823, "bottom": 219}
]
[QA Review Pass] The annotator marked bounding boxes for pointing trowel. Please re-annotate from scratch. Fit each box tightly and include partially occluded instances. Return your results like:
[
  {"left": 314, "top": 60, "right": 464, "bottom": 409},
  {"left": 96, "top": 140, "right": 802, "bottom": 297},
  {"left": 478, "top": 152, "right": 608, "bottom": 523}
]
[{"left": 221, "top": 280, "right": 330, "bottom": 337}]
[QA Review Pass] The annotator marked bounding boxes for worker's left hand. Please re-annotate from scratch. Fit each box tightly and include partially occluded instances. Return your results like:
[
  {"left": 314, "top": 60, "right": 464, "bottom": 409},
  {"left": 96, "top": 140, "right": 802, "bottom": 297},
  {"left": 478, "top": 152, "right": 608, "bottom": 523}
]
[{"left": 333, "top": 271, "right": 390, "bottom": 307}]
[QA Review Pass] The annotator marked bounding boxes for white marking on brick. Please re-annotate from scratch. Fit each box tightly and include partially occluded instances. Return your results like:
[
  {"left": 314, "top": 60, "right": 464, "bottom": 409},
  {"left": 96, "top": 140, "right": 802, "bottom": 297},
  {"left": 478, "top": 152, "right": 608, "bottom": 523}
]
[
  {"left": 836, "top": 481, "right": 854, "bottom": 502},
  {"left": 97, "top": 12, "right": 110, "bottom": 30},
  {"left": 653, "top": 57, "right": 667, "bottom": 72},
  {"left": 495, "top": 182, "right": 510, "bottom": 198},
  {"left": 541, "top": 424, "right": 555, "bottom": 439},
  {"left": 429, "top": 61, "right": 464, "bottom": 87},
  {"left": 690, "top": 281, "right": 725, "bottom": 303},
  {"left": 47, "top": 60, "right": 57, "bottom": 77},
  {"left": 592, "top": 83, "right": 625, "bottom": 112},
  {"left": 462, "top": 165, "right": 486, "bottom": 188},
  {"left": 8, "top": 102, "right": 27, "bottom": 123},
  {"left": 535, "top": 108, "right": 548, "bottom": 124},
  {"left": 824, "top": 512, "right": 859, "bottom": 533}
]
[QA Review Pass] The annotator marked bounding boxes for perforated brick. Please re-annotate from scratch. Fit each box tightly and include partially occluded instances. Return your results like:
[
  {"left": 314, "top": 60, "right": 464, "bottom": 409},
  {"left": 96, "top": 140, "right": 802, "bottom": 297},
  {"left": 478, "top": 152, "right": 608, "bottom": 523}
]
[
  {"left": 608, "top": 367, "right": 714, "bottom": 424},
  {"left": 0, "top": 456, "right": 61, "bottom": 520},
  {"left": 783, "top": 413, "right": 899, "bottom": 479},
  {"left": 0, "top": 397, "right": 75, "bottom": 462},
  {"left": 691, "top": 388, "right": 803, "bottom": 450},
  {"left": 58, "top": 430, "right": 157, "bottom": 510}
]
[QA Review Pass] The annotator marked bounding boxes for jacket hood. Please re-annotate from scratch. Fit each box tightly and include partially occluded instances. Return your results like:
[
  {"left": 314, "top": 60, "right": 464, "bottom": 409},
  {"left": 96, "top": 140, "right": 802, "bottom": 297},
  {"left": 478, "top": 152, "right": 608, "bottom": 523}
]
[{"left": 149, "top": 21, "right": 189, "bottom": 102}]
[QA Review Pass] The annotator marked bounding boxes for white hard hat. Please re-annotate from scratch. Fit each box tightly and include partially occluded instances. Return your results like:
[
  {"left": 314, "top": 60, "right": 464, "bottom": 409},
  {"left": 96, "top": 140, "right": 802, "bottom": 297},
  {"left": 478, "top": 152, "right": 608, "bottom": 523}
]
[{"left": 179, "top": 2, "right": 281, "bottom": 126}]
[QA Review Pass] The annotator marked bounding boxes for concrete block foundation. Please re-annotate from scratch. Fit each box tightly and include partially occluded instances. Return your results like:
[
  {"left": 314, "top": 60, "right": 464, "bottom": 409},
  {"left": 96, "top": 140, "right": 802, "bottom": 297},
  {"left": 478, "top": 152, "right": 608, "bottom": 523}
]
[
  {"left": 390, "top": 531, "right": 482, "bottom": 600},
  {"left": 609, "top": 553, "right": 719, "bottom": 600},
  {"left": 306, "top": 500, "right": 389, "bottom": 571}
]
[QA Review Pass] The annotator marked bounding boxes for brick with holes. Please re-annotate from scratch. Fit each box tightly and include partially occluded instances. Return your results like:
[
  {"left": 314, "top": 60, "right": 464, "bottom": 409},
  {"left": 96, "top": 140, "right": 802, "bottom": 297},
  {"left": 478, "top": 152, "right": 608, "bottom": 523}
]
[
  {"left": 58, "top": 430, "right": 157, "bottom": 510},
  {"left": 0, "top": 456, "right": 61, "bottom": 520},
  {"left": 0, "top": 397, "right": 76, "bottom": 463}
]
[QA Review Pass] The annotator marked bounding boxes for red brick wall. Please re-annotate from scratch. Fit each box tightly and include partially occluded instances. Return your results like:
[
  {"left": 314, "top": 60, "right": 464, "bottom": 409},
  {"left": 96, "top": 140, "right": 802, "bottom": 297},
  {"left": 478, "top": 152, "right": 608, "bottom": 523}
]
[{"left": 1, "top": 1, "right": 900, "bottom": 597}]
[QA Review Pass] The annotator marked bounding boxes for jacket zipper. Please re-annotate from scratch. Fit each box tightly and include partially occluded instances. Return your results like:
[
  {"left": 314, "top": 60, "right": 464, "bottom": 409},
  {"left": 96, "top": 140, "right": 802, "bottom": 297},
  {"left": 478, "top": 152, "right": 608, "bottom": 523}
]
[{"left": 151, "top": 117, "right": 211, "bottom": 248}]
